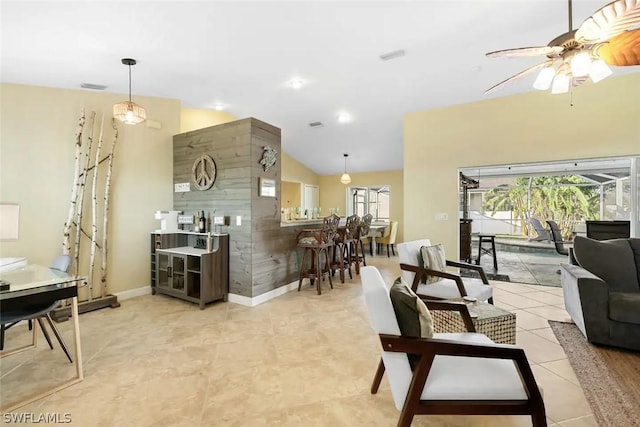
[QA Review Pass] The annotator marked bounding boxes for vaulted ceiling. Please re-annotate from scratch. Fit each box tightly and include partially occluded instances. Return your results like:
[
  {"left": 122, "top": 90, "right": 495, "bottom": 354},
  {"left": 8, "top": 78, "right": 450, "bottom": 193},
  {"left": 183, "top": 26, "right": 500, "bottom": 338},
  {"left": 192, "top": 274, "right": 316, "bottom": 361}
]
[{"left": 2, "top": 1, "right": 638, "bottom": 175}]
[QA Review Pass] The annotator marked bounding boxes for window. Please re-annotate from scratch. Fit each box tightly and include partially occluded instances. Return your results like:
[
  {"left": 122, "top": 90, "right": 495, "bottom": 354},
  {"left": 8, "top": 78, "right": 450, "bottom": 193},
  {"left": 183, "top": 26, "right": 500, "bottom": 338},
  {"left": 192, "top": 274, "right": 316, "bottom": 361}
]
[{"left": 348, "top": 186, "right": 390, "bottom": 221}]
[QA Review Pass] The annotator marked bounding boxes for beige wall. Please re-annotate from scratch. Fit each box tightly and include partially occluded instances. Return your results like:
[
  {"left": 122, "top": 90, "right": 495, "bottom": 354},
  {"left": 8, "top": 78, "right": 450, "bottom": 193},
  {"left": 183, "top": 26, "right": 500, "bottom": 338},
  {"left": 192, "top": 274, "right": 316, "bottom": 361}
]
[
  {"left": 180, "top": 108, "right": 236, "bottom": 133},
  {"left": 281, "top": 181, "right": 302, "bottom": 209},
  {"left": 281, "top": 152, "right": 319, "bottom": 185},
  {"left": 319, "top": 170, "right": 404, "bottom": 243},
  {"left": 0, "top": 83, "right": 181, "bottom": 295},
  {"left": 404, "top": 73, "right": 640, "bottom": 257}
]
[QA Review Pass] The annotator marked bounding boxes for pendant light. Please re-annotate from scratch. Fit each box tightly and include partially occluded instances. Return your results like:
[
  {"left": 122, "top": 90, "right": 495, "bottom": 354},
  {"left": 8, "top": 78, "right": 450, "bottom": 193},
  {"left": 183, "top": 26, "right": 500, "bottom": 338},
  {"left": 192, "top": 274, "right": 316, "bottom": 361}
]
[
  {"left": 340, "top": 153, "right": 351, "bottom": 185},
  {"left": 113, "top": 58, "right": 146, "bottom": 125}
]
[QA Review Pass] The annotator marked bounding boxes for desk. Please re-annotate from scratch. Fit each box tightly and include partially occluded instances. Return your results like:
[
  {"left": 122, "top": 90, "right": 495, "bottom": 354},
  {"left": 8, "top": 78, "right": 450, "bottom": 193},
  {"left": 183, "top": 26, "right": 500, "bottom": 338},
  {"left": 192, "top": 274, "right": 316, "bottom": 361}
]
[{"left": 0, "top": 264, "right": 84, "bottom": 412}]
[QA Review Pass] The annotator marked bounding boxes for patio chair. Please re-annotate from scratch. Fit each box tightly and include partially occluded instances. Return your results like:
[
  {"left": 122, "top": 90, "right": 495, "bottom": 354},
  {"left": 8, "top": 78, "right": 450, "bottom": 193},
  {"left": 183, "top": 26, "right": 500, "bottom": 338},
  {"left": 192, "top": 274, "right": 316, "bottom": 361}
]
[
  {"left": 398, "top": 239, "right": 493, "bottom": 303},
  {"left": 547, "top": 220, "right": 577, "bottom": 270},
  {"left": 529, "top": 218, "right": 550, "bottom": 242},
  {"left": 361, "top": 266, "right": 547, "bottom": 427}
]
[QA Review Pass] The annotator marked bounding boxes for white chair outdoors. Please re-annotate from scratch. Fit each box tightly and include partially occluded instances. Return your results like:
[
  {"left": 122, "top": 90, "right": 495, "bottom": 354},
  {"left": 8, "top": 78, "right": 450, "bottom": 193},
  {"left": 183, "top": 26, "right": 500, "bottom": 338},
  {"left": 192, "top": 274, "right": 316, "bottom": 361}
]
[
  {"left": 398, "top": 239, "right": 493, "bottom": 303},
  {"left": 361, "top": 266, "right": 546, "bottom": 427}
]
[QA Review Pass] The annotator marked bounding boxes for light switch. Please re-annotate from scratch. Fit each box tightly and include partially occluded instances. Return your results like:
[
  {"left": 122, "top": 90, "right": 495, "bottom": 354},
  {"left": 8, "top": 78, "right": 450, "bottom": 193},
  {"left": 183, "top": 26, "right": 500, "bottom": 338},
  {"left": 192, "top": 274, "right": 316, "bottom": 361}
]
[{"left": 236, "top": 216, "right": 242, "bottom": 226}]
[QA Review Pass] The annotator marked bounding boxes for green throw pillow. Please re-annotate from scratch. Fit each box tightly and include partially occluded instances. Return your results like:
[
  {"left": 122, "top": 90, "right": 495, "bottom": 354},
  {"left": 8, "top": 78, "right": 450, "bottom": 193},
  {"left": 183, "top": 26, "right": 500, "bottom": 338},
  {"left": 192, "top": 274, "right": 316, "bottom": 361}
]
[
  {"left": 389, "top": 281, "right": 434, "bottom": 370},
  {"left": 420, "top": 244, "right": 447, "bottom": 284}
]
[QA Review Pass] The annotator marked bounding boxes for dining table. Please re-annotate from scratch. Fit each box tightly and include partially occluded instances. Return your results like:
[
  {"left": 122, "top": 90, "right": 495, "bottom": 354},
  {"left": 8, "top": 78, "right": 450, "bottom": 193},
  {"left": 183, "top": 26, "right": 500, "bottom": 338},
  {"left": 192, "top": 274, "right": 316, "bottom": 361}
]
[{"left": 0, "top": 264, "right": 85, "bottom": 412}]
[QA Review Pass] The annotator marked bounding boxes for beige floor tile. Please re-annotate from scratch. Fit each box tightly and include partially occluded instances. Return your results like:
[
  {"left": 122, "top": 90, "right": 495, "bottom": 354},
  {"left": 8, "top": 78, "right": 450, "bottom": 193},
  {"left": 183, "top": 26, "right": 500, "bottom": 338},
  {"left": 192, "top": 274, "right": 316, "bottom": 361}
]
[
  {"left": 524, "top": 306, "right": 572, "bottom": 322},
  {"left": 530, "top": 327, "right": 560, "bottom": 344},
  {"left": 539, "top": 359, "right": 581, "bottom": 387},
  {"left": 556, "top": 414, "right": 598, "bottom": 426},
  {"left": 493, "top": 282, "right": 546, "bottom": 293},
  {"left": 511, "top": 309, "right": 553, "bottom": 330},
  {"left": 522, "top": 291, "right": 565, "bottom": 306},
  {"left": 532, "top": 365, "right": 593, "bottom": 423},
  {"left": 517, "top": 331, "right": 567, "bottom": 364},
  {"left": 494, "top": 293, "right": 547, "bottom": 309},
  {"left": 0, "top": 256, "right": 597, "bottom": 426}
]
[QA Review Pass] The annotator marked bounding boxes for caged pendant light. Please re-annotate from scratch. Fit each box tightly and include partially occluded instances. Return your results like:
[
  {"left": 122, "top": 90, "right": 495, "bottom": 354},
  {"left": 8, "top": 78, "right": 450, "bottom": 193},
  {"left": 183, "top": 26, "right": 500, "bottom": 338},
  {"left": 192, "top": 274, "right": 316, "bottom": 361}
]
[
  {"left": 340, "top": 153, "right": 352, "bottom": 185},
  {"left": 113, "top": 58, "right": 146, "bottom": 125}
]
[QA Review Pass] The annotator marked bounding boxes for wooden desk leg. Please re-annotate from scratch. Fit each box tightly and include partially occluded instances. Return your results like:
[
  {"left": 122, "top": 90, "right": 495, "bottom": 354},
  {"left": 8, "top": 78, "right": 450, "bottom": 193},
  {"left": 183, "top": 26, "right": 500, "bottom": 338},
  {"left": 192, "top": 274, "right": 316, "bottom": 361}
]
[{"left": 71, "top": 296, "right": 83, "bottom": 380}]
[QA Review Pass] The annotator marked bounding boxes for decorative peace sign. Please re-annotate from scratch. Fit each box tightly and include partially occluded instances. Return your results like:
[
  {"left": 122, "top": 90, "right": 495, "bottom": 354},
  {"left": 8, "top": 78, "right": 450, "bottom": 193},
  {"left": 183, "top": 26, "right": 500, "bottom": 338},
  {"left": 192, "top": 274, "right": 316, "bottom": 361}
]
[{"left": 191, "top": 154, "right": 217, "bottom": 191}]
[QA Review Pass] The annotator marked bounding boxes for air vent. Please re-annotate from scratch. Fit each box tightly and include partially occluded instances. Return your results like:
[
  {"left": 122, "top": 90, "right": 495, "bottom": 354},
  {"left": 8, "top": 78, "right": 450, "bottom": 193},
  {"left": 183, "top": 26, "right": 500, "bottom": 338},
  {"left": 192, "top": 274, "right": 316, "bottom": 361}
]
[
  {"left": 379, "top": 49, "right": 405, "bottom": 61},
  {"left": 308, "top": 121, "right": 324, "bottom": 128},
  {"left": 81, "top": 83, "right": 107, "bottom": 90}
]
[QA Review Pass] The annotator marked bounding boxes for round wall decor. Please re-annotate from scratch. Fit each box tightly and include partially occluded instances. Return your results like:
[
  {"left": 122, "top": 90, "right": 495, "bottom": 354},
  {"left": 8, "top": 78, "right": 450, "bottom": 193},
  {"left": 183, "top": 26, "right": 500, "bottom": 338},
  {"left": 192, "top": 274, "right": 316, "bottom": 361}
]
[{"left": 191, "top": 154, "right": 217, "bottom": 191}]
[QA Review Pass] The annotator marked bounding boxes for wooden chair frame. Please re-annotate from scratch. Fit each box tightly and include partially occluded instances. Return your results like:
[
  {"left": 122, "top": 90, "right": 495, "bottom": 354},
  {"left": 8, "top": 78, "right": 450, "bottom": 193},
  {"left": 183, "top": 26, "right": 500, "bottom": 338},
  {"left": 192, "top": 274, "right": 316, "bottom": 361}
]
[
  {"left": 371, "top": 299, "right": 546, "bottom": 427},
  {"left": 400, "top": 262, "right": 493, "bottom": 304}
]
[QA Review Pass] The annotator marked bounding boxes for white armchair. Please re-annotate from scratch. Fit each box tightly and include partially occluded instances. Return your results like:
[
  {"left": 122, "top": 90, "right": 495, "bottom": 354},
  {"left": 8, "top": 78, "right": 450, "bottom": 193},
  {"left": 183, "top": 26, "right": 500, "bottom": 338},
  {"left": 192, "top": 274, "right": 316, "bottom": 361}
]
[
  {"left": 361, "top": 266, "right": 546, "bottom": 427},
  {"left": 398, "top": 239, "right": 493, "bottom": 303}
]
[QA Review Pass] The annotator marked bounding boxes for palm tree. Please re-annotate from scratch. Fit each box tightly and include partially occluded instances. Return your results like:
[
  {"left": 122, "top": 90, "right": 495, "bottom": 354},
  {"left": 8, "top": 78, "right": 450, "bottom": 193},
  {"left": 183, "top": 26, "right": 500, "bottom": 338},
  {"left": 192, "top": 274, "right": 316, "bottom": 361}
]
[{"left": 483, "top": 176, "right": 599, "bottom": 240}]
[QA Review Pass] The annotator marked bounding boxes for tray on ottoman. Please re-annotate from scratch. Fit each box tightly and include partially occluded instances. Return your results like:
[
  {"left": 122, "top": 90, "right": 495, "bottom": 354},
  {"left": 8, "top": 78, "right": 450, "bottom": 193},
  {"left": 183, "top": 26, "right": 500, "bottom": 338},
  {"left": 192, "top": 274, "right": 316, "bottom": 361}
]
[{"left": 432, "top": 300, "right": 516, "bottom": 345}]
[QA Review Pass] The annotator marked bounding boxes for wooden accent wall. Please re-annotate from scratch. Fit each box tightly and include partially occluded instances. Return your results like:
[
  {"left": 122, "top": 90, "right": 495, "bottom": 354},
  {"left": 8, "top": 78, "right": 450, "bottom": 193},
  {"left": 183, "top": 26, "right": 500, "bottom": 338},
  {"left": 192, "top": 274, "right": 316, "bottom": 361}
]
[{"left": 174, "top": 117, "right": 300, "bottom": 298}]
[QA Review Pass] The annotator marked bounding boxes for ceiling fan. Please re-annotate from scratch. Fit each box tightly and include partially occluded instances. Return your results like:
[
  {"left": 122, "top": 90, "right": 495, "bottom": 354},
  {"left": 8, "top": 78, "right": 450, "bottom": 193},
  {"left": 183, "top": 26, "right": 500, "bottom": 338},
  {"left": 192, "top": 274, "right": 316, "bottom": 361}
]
[{"left": 485, "top": 0, "right": 640, "bottom": 95}]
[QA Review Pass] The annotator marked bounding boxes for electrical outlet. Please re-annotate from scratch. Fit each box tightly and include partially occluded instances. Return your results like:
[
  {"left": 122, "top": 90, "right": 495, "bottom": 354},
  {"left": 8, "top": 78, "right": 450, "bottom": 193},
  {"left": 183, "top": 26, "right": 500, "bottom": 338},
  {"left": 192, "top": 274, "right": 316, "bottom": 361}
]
[
  {"left": 174, "top": 182, "right": 190, "bottom": 192},
  {"left": 435, "top": 213, "right": 449, "bottom": 221},
  {"left": 236, "top": 216, "right": 242, "bottom": 226}
]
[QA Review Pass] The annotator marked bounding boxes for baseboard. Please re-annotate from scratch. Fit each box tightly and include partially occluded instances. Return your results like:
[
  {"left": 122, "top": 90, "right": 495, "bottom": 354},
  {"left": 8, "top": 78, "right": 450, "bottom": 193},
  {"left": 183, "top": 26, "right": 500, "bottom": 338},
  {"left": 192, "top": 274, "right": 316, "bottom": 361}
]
[
  {"left": 114, "top": 285, "right": 151, "bottom": 301},
  {"left": 228, "top": 281, "right": 298, "bottom": 307}
]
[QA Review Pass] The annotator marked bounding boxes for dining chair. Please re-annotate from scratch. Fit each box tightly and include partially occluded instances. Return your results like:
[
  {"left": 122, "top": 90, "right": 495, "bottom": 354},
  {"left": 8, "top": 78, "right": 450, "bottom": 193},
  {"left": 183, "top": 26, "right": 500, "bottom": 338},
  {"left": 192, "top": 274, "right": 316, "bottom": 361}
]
[
  {"left": 376, "top": 221, "right": 398, "bottom": 257},
  {"left": 0, "top": 255, "right": 74, "bottom": 362}
]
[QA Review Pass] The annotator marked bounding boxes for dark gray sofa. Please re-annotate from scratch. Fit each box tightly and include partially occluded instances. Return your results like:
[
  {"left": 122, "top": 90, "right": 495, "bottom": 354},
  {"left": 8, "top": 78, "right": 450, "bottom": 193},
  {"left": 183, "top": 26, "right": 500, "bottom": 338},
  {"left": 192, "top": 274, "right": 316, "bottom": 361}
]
[{"left": 560, "top": 236, "right": 640, "bottom": 352}]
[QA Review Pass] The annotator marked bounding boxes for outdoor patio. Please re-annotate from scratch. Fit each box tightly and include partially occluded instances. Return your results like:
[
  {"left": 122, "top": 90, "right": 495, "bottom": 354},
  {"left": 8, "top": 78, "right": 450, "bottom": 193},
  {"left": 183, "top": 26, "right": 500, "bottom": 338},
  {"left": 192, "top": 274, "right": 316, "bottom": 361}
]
[{"left": 470, "top": 236, "right": 569, "bottom": 287}]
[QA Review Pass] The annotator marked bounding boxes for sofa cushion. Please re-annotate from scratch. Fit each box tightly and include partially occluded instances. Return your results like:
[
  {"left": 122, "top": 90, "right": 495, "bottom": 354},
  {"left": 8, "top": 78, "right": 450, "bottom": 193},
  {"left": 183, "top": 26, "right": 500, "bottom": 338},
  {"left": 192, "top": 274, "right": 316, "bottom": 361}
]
[
  {"left": 609, "top": 292, "right": 640, "bottom": 324},
  {"left": 420, "top": 244, "right": 447, "bottom": 284},
  {"left": 628, "top": 239, "right": 640, "bottom": 285},
  {"left": 389, "top": 281, "right": 434, "bottom": 369},
  {"left": 574, "top": 236, "right": 639, "bottom": 292}
]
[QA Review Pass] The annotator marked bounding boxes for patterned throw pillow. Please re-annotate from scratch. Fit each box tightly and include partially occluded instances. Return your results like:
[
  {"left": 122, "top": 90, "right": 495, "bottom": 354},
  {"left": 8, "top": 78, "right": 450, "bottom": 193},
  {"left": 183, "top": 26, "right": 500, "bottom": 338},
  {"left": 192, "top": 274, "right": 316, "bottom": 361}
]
[
  {"left": 389, "top": 281, "right": 434, "bottom": 370},
  {"left": 420, "top": 244, "right": 447, "bottom": 284}
]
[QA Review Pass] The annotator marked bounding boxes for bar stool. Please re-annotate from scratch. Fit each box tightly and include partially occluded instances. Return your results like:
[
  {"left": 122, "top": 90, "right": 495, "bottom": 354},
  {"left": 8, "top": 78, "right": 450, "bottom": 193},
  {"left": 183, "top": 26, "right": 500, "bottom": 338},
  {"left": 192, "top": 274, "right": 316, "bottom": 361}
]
[
  {"left": 331, "top": 214, "right": 359, "bottom": 282},
  {"left": 350, "top": 217, "right": 370, "bottom": 275},
  {"left": 297, "top": 215, "right": 339, "bottom": 295},
  {"left": 476, "top": 234, "right": 498, "bottom": 271}
]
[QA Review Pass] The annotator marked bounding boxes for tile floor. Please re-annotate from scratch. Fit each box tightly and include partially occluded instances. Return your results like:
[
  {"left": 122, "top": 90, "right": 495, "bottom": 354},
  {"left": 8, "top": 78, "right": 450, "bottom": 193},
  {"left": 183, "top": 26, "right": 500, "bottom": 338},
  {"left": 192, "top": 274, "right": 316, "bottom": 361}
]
[{"left": 0, "top": 256, "right": 595, "bottom": 426}]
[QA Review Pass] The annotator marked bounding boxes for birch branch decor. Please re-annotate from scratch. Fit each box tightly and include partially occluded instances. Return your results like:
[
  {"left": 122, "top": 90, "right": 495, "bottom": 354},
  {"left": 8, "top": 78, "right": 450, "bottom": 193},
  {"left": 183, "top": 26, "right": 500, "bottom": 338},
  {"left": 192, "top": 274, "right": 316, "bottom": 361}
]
[{"left": 55, "top": 109, "right": 121, "bottom": 320}]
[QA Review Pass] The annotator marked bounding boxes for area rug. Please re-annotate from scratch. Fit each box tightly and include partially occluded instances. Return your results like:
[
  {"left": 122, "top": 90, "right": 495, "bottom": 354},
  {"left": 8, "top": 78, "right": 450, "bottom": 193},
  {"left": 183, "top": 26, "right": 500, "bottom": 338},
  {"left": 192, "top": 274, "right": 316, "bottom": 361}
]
[
  {"left": 549, "top": 320, "right": 640, "bottom": 427},
  {"left": 460, "top": 270, "right": 511, "bottom": 282}
]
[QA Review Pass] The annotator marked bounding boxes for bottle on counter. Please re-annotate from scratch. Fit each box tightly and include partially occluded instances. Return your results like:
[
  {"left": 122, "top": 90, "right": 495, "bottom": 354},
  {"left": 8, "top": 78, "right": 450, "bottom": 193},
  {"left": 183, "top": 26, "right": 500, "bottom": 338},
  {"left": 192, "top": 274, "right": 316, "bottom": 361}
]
[{"left": 198, "top": 211, "right": 206, "bottom": 233}]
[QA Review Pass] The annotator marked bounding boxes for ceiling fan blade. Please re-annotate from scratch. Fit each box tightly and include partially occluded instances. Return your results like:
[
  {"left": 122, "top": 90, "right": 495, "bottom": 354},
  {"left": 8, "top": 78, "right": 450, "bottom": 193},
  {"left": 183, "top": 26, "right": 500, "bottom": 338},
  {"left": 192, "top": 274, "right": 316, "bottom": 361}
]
[
  {"left": 484, "top": 60, "right": 553, "bottom": 95},
  {"left": 486, "top": 46, "right": 563, "bottom": 58},
  {"left": 576, "top": 0, "right": 640, "bottom": 44},
  {"left": 595, "top": 28, "right": 640, "bottom": 65}
]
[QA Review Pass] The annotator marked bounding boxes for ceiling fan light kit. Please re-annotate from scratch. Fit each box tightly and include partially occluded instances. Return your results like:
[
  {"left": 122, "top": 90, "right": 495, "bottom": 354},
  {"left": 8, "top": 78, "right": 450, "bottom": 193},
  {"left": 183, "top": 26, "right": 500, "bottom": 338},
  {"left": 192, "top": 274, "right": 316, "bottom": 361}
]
[
  {"left": 113, "top": 58, "right": 147, "bottom": 125},
  {"left": 485, "top": 0, "right": 640, "bottom": 95}
]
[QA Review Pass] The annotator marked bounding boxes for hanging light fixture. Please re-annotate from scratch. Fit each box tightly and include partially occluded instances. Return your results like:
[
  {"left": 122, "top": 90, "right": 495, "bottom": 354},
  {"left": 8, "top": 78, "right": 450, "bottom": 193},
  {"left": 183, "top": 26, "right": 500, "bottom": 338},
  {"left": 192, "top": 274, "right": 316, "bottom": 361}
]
[
  {"left": 340, "top": 153, "right": 351, "bottom": 185},
  {"left": 113, "top": 58, "right": 146, "bottom": 125}
]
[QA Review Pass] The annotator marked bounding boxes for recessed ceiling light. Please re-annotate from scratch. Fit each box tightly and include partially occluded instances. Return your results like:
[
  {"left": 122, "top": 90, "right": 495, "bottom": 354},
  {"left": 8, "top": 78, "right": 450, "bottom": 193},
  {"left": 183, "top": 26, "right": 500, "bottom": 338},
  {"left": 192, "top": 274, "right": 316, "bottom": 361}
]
[
  {"left": 288, "top": 78, "right": 305, "bottom": 90},
  {"left": 337, "top": 112, "right": 352, "bottom": 123},
  {"left": 214, "top": 103, "right": 226, "bottom": 111},
  {"left": 379, "top": 49, "right": 405, "bottom": 61}
]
